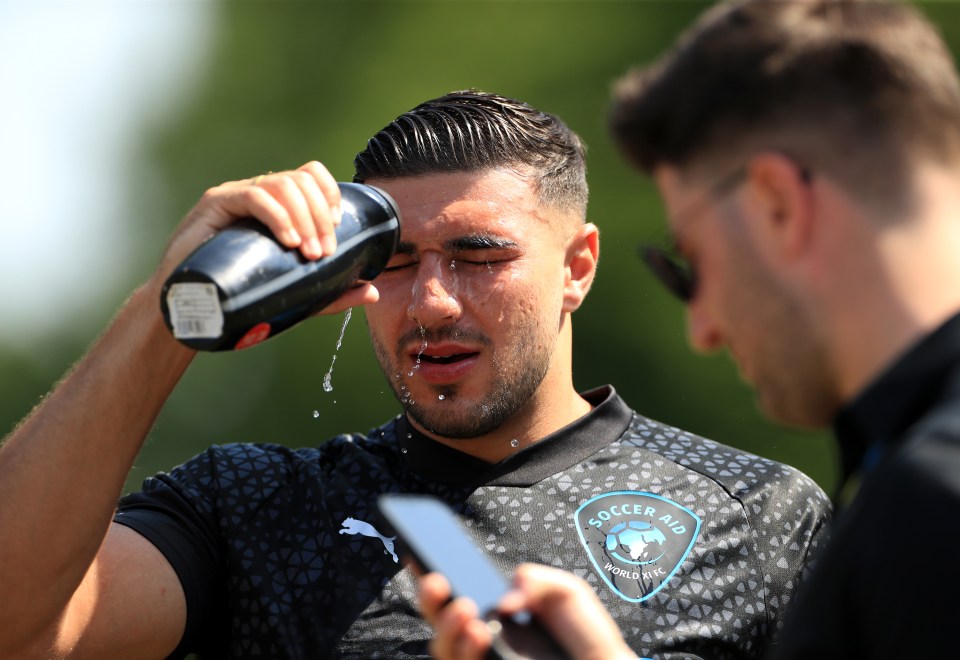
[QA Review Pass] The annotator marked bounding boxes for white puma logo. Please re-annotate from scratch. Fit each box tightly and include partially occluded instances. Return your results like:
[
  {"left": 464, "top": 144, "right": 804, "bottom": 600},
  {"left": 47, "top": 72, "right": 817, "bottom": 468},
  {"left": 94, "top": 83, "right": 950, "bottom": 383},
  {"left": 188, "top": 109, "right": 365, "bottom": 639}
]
[{"left": 340, "top": 517, "right": 399, "bottom": 563}]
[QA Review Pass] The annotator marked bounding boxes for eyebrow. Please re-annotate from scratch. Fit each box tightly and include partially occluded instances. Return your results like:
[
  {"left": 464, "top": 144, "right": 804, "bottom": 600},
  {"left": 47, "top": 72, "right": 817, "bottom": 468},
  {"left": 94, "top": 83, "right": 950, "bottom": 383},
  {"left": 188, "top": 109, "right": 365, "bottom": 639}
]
[{"left": 395, "top": 234, "right": 518, "bottom": 255}]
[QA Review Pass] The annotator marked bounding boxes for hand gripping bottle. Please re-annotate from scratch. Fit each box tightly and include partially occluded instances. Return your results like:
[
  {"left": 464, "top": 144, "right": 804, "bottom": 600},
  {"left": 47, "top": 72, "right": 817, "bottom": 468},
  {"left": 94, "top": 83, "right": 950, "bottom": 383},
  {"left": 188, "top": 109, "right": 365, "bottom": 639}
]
[{"left": 160, "top": 182, "right": 400, "bottom": 351}]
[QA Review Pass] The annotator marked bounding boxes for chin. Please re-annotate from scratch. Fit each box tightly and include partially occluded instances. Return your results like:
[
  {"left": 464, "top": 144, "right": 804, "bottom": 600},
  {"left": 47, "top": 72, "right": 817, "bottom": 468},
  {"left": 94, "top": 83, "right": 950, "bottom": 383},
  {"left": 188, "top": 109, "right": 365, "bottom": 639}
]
[
  {"left": 406, "top": 396, "right": 509, "bottom": 440},
  {"left": 758, "top": 392, "right": 836, "bottom": 430}
]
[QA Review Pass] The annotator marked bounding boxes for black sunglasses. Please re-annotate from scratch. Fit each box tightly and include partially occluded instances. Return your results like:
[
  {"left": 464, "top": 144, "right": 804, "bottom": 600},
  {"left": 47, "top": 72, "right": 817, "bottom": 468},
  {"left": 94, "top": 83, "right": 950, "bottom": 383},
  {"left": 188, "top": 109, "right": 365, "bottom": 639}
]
[
  {"left": 639, "top": 244, "right": 698, "bottom": 302},
  {"left": 640, "top": 164, "right": 811, "bottom": 302}
]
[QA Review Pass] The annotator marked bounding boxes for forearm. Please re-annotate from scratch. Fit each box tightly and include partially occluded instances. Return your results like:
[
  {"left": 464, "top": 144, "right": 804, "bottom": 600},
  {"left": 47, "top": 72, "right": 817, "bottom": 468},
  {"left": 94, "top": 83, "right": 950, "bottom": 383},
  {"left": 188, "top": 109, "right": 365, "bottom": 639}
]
[
  {"left": 0, "top": 161, "right": 350, "bottom": 654},
  {"left": 0, "top": 277, "right": 195, "bottom": 646}
]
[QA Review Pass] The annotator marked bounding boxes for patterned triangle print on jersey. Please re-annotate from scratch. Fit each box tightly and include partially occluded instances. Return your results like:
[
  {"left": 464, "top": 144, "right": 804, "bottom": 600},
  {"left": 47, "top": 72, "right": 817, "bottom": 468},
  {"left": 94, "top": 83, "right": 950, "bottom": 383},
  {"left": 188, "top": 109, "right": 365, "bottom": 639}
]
[{"left": 575, "top": 491, "right": 700, "bottom": 602}]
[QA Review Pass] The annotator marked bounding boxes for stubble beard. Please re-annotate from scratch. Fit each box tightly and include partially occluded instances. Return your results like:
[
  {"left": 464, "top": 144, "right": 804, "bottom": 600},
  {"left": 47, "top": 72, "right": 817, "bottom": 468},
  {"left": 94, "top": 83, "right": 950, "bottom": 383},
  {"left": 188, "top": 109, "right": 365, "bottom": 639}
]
[
  {"left": 726, "top": 237, "right": 838, "bottom": 428},
  {"left": 369, "top": 323, "right": 554, "bottom": 440},
  {"left": 752, "top": 306, "right": 838, "bottom": 429}
]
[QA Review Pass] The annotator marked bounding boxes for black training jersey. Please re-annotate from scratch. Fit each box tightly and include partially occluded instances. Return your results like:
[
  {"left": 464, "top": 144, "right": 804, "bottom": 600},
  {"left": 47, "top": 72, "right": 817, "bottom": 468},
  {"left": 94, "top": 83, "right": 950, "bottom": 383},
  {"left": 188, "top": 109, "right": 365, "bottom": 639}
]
[
  {"left": 115, "top": 386, "right": 830, "bottom": 659},
  {"left": 771, "top": 313, "right": 960, "bottom": 660}
]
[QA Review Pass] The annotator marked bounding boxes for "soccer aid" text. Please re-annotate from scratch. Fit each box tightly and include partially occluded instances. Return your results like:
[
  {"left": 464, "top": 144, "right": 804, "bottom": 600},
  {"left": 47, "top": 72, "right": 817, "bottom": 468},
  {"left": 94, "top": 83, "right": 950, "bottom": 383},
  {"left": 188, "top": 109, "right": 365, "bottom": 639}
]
[{"left": 588, "top": 504, "right": 688, "bottom": 534}]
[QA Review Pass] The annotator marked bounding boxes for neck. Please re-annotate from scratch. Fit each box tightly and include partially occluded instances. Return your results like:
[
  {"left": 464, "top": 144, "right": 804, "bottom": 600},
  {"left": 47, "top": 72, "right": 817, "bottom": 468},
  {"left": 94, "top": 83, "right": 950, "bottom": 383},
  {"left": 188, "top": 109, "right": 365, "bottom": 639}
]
[{"left": 823, "top": 164, "right": 960, "bottom": 403}]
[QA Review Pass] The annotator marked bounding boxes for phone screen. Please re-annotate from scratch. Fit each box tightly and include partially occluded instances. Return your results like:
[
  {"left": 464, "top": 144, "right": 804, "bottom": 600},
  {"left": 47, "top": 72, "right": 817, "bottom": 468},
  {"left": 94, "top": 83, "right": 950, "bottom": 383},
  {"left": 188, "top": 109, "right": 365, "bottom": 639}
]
[
  {"left": 378, "top": 493, "right": 510, "bottom": 616},
  {"left": 378, "top": 493, "right": 572, "bottom": 660}
]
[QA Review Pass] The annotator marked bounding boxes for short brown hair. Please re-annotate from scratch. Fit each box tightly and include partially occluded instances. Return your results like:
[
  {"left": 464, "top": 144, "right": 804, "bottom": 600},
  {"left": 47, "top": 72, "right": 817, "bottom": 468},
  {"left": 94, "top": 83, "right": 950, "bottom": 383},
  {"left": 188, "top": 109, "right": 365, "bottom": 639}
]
[
  {"left": 610, "top": 0, "right": 960, "bottom": 209},
  {"left": 354, "top": 90, "right": 588, "bottom": 218}
]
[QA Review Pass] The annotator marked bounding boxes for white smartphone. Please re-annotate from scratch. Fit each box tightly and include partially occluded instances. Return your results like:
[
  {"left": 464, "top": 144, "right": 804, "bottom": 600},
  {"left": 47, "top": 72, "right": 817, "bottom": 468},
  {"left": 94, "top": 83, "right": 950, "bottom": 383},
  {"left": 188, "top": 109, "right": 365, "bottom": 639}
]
[{"left": 378, "top": 493, "right": 570, "bottom": 660}]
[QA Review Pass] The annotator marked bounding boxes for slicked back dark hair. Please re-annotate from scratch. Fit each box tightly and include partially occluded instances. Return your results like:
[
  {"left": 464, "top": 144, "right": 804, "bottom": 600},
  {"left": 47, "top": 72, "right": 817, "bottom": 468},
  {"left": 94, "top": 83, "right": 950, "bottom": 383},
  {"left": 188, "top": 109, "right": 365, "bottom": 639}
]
[
  {"left": 354, "top": 90, "right": 588, "bottom": 218},
  {"left": 610, "top": 0, "right": 960, "bottom": 214}
]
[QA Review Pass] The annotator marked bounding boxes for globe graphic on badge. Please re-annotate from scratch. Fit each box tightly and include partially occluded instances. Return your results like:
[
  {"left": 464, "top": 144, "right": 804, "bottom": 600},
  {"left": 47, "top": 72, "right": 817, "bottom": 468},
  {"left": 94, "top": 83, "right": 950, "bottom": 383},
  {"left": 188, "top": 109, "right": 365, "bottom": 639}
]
[{"left": 606, "top": 521, "right": 667, "bottom": 565}]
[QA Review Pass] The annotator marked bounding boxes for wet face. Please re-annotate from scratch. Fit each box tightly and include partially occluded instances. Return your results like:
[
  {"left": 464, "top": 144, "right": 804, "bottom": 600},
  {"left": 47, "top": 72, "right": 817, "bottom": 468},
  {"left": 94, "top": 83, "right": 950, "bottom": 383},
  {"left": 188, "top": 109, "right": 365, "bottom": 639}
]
[
  {"left": 655, "top": 166, "right": 838, "bottom": 427},
  {"left": 365, "top": 169, "right": 573, "bottom": 439}
]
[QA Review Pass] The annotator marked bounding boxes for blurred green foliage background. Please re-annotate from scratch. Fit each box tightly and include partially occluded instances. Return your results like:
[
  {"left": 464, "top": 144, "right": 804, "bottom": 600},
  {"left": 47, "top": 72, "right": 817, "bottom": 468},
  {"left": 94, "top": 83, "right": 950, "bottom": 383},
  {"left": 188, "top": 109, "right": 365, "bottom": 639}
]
[{"left": 8, "top": 0, "right": 959, "bottom": 499}]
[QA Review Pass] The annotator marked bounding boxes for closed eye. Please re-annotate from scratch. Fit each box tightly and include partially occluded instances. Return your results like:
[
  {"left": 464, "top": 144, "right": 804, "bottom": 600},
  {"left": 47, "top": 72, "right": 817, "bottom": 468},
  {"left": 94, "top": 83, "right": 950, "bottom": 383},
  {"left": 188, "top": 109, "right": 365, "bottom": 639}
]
[
  {"left": 380, "top": 250, "right": 418, "bottom": 273},
  {"left": 380, "top": 262, "right": 416, "bottom": 273}
]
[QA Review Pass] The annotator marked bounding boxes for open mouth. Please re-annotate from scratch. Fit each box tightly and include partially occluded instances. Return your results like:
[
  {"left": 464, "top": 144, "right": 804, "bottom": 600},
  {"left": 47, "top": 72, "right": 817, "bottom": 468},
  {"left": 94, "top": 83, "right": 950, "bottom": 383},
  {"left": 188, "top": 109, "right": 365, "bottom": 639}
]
[
  {"left": 418, "top": 351, "right": 479, "bottom": 365},
  {"left": 405, "top": 342, "right": 482, "bottom": 384}
]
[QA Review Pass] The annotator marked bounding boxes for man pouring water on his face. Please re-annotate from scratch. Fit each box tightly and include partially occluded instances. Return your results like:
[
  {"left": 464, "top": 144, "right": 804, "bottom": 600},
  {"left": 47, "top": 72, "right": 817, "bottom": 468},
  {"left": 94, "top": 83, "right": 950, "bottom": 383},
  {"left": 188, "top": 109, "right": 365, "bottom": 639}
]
[{"left": 0, "top": 90, "right": 828, "bottom": 659}]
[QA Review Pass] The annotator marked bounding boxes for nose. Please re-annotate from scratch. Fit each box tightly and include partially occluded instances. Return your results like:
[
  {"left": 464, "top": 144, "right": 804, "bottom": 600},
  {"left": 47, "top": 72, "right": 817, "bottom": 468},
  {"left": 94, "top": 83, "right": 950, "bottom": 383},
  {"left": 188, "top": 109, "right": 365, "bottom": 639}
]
[
  {"left": 686, "top": 297, "right": 723, "bottom": 353},
  {"left": 407, "top": 255, "right": 462, "bottom": 327}
]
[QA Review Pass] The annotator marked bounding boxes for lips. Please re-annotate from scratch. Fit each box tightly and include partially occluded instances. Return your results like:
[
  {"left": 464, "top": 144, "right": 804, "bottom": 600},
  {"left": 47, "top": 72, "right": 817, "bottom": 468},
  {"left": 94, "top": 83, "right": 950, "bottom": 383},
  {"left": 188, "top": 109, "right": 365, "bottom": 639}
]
[
  {"left": 419, "top": 351, "right": 478, "bottom": 365},
  {"left": 408, "top": 343, "right": 481, "bottom": 384}
]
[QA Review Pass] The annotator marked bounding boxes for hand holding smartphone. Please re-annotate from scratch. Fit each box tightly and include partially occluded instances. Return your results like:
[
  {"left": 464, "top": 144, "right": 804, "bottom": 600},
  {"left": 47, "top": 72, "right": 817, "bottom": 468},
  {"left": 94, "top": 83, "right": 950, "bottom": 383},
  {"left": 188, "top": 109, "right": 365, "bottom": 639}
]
[{"left": 378, "top": 493, "right": 571, "bottom": 660}]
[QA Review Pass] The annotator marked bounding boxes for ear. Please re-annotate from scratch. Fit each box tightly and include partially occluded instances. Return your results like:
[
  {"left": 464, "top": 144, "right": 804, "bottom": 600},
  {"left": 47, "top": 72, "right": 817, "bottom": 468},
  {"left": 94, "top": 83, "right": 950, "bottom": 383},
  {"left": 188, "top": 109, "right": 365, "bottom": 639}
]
[
  {"left": 563, "top": 223, "right": 600, "bottom": 313},
  {"left": 744, "top": 153, "right": 815, "bottom": 258}
]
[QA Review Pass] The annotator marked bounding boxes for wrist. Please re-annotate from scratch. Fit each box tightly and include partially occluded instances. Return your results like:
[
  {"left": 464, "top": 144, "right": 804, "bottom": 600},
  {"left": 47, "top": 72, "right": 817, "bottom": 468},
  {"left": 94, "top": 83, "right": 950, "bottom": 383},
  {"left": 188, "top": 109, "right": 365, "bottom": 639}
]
[{"left": 125, "top": 281, "right": 197, "bottom": 365}]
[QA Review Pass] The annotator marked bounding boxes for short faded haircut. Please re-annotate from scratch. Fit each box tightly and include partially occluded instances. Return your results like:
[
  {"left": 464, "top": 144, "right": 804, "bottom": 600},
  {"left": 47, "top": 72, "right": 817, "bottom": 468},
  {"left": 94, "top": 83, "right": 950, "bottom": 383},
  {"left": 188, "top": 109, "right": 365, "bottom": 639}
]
[
  {"left": 610, "top": 0, "right": 960, "bottom": 214},
  {"left": 354, "top": 90, "right": 588, "bottom": 219}
]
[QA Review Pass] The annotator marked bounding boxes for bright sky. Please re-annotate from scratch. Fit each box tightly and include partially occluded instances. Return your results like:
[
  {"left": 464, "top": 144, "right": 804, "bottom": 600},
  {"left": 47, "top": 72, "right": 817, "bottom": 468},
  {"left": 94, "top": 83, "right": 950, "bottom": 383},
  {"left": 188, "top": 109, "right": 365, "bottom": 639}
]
[{"left": 0, "top": 0, "right": 214, "bottom": 349}]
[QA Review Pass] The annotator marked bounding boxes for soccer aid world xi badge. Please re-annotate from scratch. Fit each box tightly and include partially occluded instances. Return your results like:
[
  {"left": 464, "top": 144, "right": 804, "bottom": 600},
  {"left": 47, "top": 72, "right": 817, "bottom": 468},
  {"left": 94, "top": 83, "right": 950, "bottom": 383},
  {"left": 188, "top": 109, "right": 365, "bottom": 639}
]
[{"left": 575, "top": 492, "right": 701, "bottom": 602}]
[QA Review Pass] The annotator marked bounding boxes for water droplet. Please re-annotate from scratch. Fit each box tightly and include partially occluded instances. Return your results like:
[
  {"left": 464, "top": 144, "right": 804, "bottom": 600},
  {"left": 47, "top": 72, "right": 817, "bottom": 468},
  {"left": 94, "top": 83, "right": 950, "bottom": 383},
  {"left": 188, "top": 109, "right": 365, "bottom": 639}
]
[
  {"left": 408, "top": 330, "right": 428, "bottom": 377},
  {"left": 401, "top": 447, "right": 408, "bottom": 454},
  {"left": 482, "top": 405, "right": 490, "bottom": 413},
  {"left": 406, "top": 433, "right": 412, "bottom": 439},
  {"left": 322, "top": 308, "right": 353, "bottom": 392},
  {"left": 335, "top": 308, "right": 352, "bottom": 349},
  {"left": 449, "top": 260, "right": 457, "bottom": 270},
  {"left": 312, "top": 410, "right": 320, "bottom": 418},
  {"left": 438, "top": 394, "right": 445, "bottom": 401},
  {"left": 510, "top": 439, "right": 520, "bottom": 448}
]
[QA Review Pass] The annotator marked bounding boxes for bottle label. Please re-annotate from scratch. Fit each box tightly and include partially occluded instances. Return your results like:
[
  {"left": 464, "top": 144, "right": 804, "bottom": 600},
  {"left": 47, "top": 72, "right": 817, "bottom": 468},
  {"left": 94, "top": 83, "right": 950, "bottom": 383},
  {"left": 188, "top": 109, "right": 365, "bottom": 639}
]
[{"left": 166, "top": 283, "right": 224, "bottom": 339}]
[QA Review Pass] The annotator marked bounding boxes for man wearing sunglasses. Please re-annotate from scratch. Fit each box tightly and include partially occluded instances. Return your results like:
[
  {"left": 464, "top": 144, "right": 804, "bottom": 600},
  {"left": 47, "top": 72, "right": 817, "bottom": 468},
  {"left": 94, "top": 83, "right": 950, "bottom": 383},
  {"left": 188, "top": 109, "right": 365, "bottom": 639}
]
[{"left": 421, "top": 0, "right": 960, "bottom": 658}]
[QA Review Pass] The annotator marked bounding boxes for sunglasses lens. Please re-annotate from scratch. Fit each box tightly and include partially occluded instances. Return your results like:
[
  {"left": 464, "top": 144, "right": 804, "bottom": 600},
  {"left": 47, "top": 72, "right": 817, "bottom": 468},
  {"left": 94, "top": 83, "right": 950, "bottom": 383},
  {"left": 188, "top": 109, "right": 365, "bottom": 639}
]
[{"left": 640, "top": 246, "right": 695, "bottom": 302}]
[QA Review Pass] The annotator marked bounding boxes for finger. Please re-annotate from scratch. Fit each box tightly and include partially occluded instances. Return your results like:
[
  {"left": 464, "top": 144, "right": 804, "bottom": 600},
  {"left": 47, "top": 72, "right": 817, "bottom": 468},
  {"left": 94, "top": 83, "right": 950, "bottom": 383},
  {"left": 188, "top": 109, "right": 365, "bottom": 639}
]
[
  {"left": 254, "top": 172, "right": 325, "bottom": 259},
  {"left": 511, "top": 564, "right": 634, "bottom": 660},
  {"left": 299, "top": 160, "right": 341, "bottom": 223},
  {"left": 218, "top": 163, "right": 340, "bottom": 259},
  {"left": 418, "top": 572, "right": 453, "bottom": 624},
  {"left": 299, "top": 161, "right": 342, "bottom": 255},
  {"left": 510, "top": 563, "right": 587, "bottom": 624},
  {"left": 512, "top": 563, "right": 588, "bottom": 603},
  {"left": 287, "top": 169, "right": 337, "bottom": 258},
  {"left": 427, "top": 596, "right": 467, "bottom": 660},
  {"left": 305, "top": 283, "right": 379, "bottom": 317},
  {"left": 493, "top": 586, "right": 527, "bottom": 616},
  {"left": 454, "top": 619, "right": 492, "bottom": 660},
  {"left": 212, "top": 185, "right": 302, "bottom": 248},
  {"left": 429, "top": 597, "right": 488, "bottom": 660}
]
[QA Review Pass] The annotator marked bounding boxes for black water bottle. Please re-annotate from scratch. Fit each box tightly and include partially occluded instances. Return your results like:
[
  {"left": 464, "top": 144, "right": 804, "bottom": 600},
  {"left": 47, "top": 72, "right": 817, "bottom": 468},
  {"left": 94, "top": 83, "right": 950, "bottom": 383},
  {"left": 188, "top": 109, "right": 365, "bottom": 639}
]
[{"left": 160, "top": 182, "right": 400, "bottom": 351}]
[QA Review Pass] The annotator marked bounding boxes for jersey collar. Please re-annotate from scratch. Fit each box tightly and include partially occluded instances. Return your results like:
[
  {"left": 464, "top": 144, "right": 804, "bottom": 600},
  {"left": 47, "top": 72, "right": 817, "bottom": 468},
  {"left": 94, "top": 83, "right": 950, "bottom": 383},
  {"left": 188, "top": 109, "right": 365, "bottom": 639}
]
[{"left": 395, "top": 385, "right": 634, "bottom": 488}]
